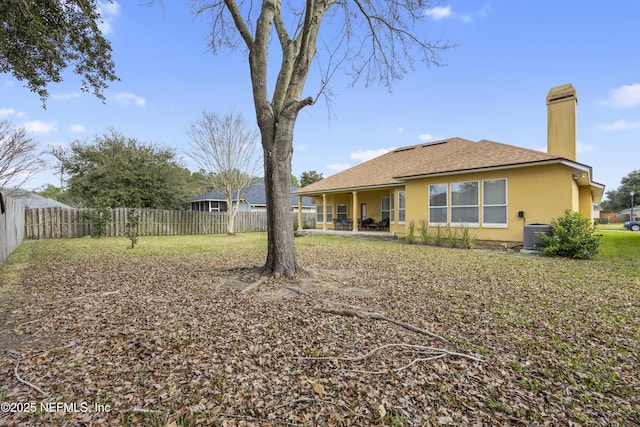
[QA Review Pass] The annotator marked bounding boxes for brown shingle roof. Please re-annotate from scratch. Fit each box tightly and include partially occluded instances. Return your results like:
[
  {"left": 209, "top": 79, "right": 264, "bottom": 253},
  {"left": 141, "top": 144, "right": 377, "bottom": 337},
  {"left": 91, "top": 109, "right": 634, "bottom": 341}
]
[{"left": 294, "top": 137, "right": 562, "bottom": 194}]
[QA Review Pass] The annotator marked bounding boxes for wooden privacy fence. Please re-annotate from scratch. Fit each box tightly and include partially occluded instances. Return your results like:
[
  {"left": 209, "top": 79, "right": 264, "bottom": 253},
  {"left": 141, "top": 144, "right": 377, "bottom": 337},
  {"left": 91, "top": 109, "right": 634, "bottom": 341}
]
[
  {"left": 1, "top": 191, "right": 25, "bottom": 262},
  {"left": 24, "top": 208, "right": 316, "bottom": 239}
]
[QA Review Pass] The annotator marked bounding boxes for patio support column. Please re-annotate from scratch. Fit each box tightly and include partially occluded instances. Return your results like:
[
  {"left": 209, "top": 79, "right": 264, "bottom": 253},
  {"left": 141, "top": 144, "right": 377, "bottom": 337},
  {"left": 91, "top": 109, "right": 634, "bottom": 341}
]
[
  {"left": 322, "top": 194, "right": 327, "bottom": 230},
  {"left": 352, "top": 191, "right": 358, "bottom": 232},
  {"left": 297, "top": 196, "right": 303, "bottom": 231}
]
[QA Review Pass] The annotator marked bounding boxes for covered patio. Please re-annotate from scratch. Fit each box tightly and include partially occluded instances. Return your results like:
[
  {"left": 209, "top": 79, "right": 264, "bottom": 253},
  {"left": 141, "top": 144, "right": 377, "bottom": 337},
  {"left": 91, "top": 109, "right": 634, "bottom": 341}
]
[
  {"left": 295, "top": 227, "right": 395, "bottom": 239},
  {"left": 294, "top": 187, "right": 403, "bottom": 234}
]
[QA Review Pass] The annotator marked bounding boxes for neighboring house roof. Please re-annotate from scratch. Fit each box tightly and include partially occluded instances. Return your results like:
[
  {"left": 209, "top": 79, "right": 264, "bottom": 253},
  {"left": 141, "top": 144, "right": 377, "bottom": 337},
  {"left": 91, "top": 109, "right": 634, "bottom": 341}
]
[
  {"left": 188, "top": 178, "right": 315, "bottom": 207},
  {"left": 6, "top": 189, "right": 72, "bottom": 209},
  {"left": 619, "top": 206, "right": 640, "bottom": 215},
  {"left": 294, "top": 137, "right": 604, "bottom": 196}
]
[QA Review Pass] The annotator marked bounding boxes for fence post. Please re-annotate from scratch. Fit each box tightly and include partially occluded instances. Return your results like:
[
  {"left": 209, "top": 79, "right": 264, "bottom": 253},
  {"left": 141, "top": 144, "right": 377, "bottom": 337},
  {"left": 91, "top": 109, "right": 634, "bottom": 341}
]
[{"left": 1, "top": 191, "right": 25, "bottom": 263}]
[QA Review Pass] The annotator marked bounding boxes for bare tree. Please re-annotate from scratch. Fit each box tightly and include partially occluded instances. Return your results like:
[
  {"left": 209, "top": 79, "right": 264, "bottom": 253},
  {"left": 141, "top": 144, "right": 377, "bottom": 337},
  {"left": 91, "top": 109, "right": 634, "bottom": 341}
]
[
  {"left": 187, "top": 110, "right": 262, "bottom": 235},
  {"left": 0, "top": 120, "right": 44, "bottom": 191},
  {"left": 186, "top": 0, "right": 451, "bottom": 278}
]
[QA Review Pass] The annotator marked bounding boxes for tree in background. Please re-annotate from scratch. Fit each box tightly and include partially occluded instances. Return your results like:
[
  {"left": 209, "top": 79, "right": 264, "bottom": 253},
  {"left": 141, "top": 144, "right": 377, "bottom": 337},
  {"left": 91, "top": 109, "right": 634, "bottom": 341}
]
[
  {"left": 300, "top": 170, "right": 324, "bottom": 187},
  {"left": 0, "top": 0, "right": 118, "bottom": 103},
  {"left": 187, "top": 110, "right": 261, "bottom": 235},
  {"left": 0, "top": 120, "right": 44, "bottom": 191},
  {"left": 602, "top": 169, "right": 640, "bottom": 212},
  {"left": 36, "top": 184, "right": 64, "bottom": 201},
  {"left": 58, "top": 129, "right": 191, "bottom": 209},
  {"left": 187, "top": 0, "right": 451, "bottom": 278}
]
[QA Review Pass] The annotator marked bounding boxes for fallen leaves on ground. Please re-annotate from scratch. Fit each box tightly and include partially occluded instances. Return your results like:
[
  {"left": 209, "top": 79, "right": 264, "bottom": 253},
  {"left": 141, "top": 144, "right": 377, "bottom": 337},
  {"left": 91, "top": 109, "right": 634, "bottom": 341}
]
[{"left": 0, "top": 235, "right": 638, "bottom": 426}]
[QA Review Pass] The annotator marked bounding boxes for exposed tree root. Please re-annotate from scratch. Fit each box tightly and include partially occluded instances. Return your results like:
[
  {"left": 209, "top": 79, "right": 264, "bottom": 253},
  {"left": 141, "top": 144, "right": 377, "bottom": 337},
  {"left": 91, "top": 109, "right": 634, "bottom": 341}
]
[
  {"left": 313, "top": 306, "right": 450, "bottom": 344},
  {"left": 239, "top": 276, "right": 268, "bottom": 295},
  {"left": 283, "top": 285, "right": 449, "bottom": 344},
  {"left": 13, "top": 357, "right": 47, "bottom": 396},
  {"left": 298, "top": 342, "right": 483, "bottom": 374},
  {"left": 282, "top": 284, "right": 482, "bottom": 373}
]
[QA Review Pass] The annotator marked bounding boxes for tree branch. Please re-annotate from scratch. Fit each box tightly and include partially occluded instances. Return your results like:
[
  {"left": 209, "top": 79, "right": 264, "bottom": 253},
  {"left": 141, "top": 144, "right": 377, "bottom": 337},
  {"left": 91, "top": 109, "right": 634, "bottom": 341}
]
[{"left": 223, "top": 0, "right": 255, "bottom": 49}]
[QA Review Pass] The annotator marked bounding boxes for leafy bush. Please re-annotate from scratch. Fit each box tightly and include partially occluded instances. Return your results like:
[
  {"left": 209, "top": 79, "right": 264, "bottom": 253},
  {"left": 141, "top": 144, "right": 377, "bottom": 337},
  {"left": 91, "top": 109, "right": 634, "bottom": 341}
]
[
  {"left": 82, "top": 199, "right": 111, "bottom": 238},
  {"left": 125, "top": 208, "right": 140, "bottom": 249},
  {"left": 540, "top": 210, "right": 601, "bottom": 259}
]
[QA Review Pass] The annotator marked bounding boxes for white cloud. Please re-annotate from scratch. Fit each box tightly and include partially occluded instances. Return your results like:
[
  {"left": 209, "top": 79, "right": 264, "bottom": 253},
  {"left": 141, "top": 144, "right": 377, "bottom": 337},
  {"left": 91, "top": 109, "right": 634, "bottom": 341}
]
[
  {"left": 327, "top": 163, "right": 352, "bottom": 171},
  {"left": 598, "top": 119, "right": 640, "bottom": 131},
  {"left": 461, "top": 4, "right": 492, "bottom": 23},
  {"left": 22, "top": 120, "right": 57, "bottom": 134},
  {"left": 603, "top": 83, "right": 640, "bottom": 108},
  {"left": 295, "top": 144, "right": 307, "bottom": 152},
  {"left": 425, "top": 4, "right": 490, "bottom": 23},
  {"left": 97, "top": 1, "right": 120, "bottom": 35},
  {"left": 350, "top": 148, "right": 391, "bottom": 162},
  {"left": 424, "top": 6, "right": 452, "bottom": 20},
  {"left": 51, "top": 92, "right": 81, "bottom": 101},
  {"left": 418, "top": 133, "right": 435, "bottom": 141},
  {"left": 577, "top": 141, "right": 598, "bottom": 154},
  {"left": 70, "top": 124, "right": 87, "bottom": 133},
  {"left": 0, "top": 107, "right": 16, "bottom": 118},
  {"left": 115, "top": 92, "right": 146, "bottom": 106}
]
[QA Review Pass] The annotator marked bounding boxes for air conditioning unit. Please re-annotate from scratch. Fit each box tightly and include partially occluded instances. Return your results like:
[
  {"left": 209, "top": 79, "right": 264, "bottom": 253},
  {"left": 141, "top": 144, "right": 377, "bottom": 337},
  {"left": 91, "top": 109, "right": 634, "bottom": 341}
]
[{"left": 523, "top": 224, "right": 551, "bottom": 250}]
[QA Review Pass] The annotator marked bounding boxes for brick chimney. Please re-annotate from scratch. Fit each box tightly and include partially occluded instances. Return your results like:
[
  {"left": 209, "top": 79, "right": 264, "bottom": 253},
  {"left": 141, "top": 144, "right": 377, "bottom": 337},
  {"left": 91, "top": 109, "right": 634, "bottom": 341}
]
[{"left": 546, "top": 84, "right": 577, "bottom": 161}]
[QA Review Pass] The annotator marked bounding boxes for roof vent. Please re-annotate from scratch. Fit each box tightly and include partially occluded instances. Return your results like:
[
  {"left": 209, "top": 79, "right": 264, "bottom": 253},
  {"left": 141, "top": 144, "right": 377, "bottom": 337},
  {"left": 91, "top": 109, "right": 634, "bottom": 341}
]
[
  {"left": 393, "top": 146, "right": 416, "bottom": 153},
  {"left": 421, "top": 140, "right": 448, "bottom": 148}
]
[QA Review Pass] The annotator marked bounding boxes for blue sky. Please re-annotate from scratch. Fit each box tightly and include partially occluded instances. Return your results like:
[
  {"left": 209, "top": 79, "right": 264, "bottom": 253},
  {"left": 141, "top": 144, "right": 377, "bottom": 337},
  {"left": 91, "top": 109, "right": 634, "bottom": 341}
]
[{"left": 2, "top": 1, "right": 639, "bottom": 195}]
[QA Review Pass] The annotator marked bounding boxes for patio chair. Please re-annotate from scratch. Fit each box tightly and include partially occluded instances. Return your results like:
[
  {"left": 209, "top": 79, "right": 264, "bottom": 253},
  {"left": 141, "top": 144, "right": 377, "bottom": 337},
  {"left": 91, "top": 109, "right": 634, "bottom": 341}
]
[
  {"left": 376, "top": 218, "right": 390, "bottom": 231},
  {"left": 334, "top": 218, "right": 350, "bottom": 230},
  {"left": 361, "top": 217, "right": 375, "bottom": 229}
]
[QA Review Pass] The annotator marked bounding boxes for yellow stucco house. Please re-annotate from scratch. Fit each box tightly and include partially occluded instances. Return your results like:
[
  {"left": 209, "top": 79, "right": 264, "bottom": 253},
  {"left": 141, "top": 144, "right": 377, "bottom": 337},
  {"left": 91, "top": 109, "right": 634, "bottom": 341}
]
[{"left": 293, "top": 84, "right": 604, "bottom": 244}]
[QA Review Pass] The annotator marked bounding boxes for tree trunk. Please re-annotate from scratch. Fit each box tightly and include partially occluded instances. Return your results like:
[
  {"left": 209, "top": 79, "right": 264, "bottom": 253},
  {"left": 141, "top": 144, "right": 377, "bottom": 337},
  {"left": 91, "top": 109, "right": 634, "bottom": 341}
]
[
  {"left": 227, "top": 209, "right": 235, "bottom": 235},
  {"left": 261, "top": 115, "right": 297, "bottom": 278}
]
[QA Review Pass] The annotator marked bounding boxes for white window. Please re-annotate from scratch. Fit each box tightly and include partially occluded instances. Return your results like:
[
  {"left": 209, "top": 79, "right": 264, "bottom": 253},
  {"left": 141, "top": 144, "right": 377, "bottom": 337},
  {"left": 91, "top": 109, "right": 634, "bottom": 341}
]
[
  {"left": 210, "top": 201, "right": 226, "bottom": 212},
  {"left": 483, "top": 179, "right": 507, "bottom": 227},
  {"left": 316, "top": 205, "right": 324, "bottom": 223},
  {"left": 337, "top": 204, "right": 347, "bottom": 220},
  {"left": 451, "top": 181, "right": 479, "bottom": 226},
  {"left": 381, "top": 196, "right": 390, "bottom": 220},
  {"left": 398, "top": 191, "right": 406, "bottom": 223},
  {"left": 390, "top": 192, "right": 395, "bottom": 224},
  {"left": 326, "top": 204, "right": 333, "bottom": 223},
  {"left": 429, "top": 184, "right": 447, "bottom": 224}
]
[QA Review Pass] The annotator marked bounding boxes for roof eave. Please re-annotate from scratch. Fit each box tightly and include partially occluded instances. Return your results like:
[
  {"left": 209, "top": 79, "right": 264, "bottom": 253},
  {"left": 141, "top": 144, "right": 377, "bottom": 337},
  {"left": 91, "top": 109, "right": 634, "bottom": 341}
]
[
  {"left": 293, "top": 181, "right": 402, "bottom": 196},
  {"left": 395, "top": 158, "right": 594, "bottom": 181}
]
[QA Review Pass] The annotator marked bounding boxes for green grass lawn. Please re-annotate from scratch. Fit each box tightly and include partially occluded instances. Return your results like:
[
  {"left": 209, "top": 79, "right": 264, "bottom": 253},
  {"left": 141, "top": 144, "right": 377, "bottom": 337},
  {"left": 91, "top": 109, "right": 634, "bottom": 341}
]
[{"left": 596, "top": 223, "right": 640, "bottom": 262}]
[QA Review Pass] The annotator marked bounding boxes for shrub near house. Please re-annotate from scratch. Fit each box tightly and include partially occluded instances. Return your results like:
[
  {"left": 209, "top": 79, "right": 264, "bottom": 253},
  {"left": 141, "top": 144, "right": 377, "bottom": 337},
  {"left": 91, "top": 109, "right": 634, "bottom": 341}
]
[{"left": 540, "top": 210, "right": 602, "bottom": 259}]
